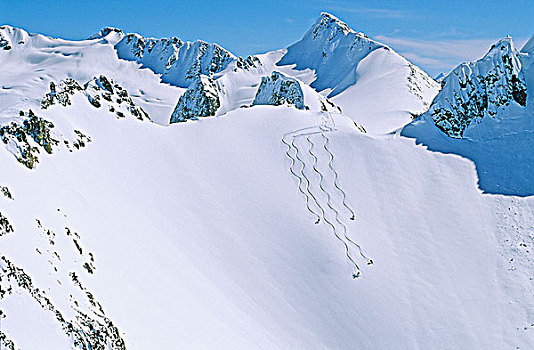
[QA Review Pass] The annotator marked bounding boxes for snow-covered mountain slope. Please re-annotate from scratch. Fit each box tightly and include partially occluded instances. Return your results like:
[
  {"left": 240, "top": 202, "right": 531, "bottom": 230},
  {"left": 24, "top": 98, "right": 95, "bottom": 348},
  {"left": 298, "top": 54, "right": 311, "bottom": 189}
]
[
  {"left": 403, "top": 36, "right": 534, "bottom": 195},
  {"left": 0, "top": 25, "right": 182, "bottom": 126},
  {"left": 276, "top": 13, "right": 440, "bottom": 133},
  {"left": 1, "top": 18, "right": 534, "bottom": 350},
  {"left": 2, "top": 100, "right": 534, "bottom": 349}
]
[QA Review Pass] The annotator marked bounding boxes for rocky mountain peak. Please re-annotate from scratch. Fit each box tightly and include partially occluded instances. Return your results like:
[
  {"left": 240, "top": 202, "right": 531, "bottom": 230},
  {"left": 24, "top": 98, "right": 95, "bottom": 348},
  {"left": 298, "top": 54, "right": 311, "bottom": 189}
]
[{"left": 424, "top": 36, "right": 527, "bottom": 138}]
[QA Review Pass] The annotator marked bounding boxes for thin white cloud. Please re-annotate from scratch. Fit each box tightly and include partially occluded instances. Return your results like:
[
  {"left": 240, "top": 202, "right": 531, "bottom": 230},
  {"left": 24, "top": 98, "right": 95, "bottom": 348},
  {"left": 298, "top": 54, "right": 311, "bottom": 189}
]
[
  {"left": 316, "top": 0, "right": 410, "bottom": 18},
  {"left": 326, "top": 6, "right": 408, "bottom": 18},
  {"left": 375, "top": 35, "right": 528, "bottom": 76},
  {"left": 284, "top": 18, "right": 296, "bottom": 24}
]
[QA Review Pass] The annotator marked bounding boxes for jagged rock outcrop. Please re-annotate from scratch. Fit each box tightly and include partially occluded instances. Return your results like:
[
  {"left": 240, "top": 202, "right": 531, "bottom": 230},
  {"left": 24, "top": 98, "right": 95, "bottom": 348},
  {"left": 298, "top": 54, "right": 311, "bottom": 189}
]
[
  {"left": 0, "top": 31, "right": 11, "bottom": 50},
  {"left": 0, "top": 75, "right": 147, "bottom": 169},
  {"left": 41, "top": 78, "right": 83, "bottom": 108},
  {"left": 0, "top": 212, "right": 13, "bottom": 236},
  {"left": 42, "top": 75, "right": 151, "bottom": 121},
  {"left": 170, "top": 75, "right": 220, "bottom": 123},
  {"left": 426, "top": 37, "right": 527, "bottom": 138},
  {"left": 0, "top": 110, "right": 59, "bottom": 169},
  {"left": 84, "top": 75, "right": 151, "bottom": 121},
  {"left": 235, "top": 55, "right": 262, "bottom": 71},
  {"left": 0, "top": 186, "right": 13, "bottom": 200},
  {"left": 252, "top": 71, "right": 306, "bottom": 109}
]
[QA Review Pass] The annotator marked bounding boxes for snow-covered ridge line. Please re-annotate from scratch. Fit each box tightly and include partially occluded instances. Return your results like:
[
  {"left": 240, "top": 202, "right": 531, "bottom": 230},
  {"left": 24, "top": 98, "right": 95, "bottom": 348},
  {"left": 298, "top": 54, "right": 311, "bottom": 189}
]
[
  {"left": 0, "top": 15, "right": 439, "bottom": 132},
  {"left": 91, "top": 27, "right": 262, "bottom": 89}
]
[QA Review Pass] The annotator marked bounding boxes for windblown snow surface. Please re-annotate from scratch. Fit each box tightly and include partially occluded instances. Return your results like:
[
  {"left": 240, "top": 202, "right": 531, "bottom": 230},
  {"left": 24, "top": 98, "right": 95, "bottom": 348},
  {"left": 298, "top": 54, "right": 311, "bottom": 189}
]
[{"left": 0, "top": 14, "right": 533, "bottom": 350}]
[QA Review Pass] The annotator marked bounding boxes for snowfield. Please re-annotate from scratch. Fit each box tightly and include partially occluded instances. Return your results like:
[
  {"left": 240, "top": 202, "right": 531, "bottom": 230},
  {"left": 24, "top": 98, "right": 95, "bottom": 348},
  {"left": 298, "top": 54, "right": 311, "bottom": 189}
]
[{"left": 0, "top": 13, "right": 533, "bottom": 350}]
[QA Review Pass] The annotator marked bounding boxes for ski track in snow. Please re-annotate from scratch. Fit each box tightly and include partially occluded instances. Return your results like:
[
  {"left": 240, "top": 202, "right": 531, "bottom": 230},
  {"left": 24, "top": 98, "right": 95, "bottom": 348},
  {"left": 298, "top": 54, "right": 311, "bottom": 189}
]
[
  {"left": 281, "top": 112, "right": 372, "bottom": 278},
  {"left": 281, "top": 137, "right": 321, "bottom": 224},
  {"left": 291, "top": 137, "right": 322, "bottom": 224},
  {"left": 320, "top": 133, "right": 373, "bottom": 265}
]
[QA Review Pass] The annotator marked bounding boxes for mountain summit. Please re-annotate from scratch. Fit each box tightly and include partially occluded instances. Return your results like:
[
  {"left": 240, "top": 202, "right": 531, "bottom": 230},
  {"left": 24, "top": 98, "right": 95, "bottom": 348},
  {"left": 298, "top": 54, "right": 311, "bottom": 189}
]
[
  {"left": 278, "top": 12, "right": 389, "bottom": 95},
  {"left": 276, "top": 12, "right": 439, "bottom": 133}
]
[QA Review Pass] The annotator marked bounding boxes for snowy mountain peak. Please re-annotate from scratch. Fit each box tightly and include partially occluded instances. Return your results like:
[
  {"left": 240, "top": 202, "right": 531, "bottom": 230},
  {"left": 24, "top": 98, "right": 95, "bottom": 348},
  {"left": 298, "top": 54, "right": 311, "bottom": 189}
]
[
  {"left": 484, "top": 36, "right": 517, "bottom": 59},
  {"left": 434, "top": 72, "right": 446, "bottom": 82},
  {"left": 275, "top": 13, "right": 439, "bottom": 132},
  {"left": 0, "top": 25, "right": 29, "bottom": 50},
  {"left": 307, "top": 12, "right": 357, "bottom": 40},
  {"left": 410, "top": 36, "right": 528, "bottom": 139},
  {"left": 278, "top": 13, "right": 387, "bottom": 95}
]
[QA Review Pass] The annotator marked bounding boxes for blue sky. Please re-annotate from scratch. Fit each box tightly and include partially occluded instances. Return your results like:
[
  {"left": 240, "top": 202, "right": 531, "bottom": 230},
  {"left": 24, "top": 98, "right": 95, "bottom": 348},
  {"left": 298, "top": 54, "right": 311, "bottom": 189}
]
[{"left": 1, "top": 0, "right": 532, "bottom": 76}]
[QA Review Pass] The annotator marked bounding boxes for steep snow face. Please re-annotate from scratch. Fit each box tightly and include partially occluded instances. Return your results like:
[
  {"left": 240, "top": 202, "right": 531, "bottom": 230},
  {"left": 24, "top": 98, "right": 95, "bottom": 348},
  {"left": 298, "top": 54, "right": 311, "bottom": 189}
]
[
  {"left": 276, "top": 13, "right": 440, "bottom": 134},
  {"left": 252, "top": 71, "right": 306, "bottom": 109},
  {"left": 425, "top": 38, "right": 527, "bottom": 139},
  {"left": 402, "top": 37, "right": 534, "bottom": 195},
  {"left": 170, "top": 75, "right": 220, "bottom": 123},
  {"left": 522, "top": 34, "right": 534, "bottom": 55},
  {"left": 94, "top": 29, "right": 236, "bottom": 88},
  {"left": 521, "top": 34, "right": 534, "bottom": 106}
]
